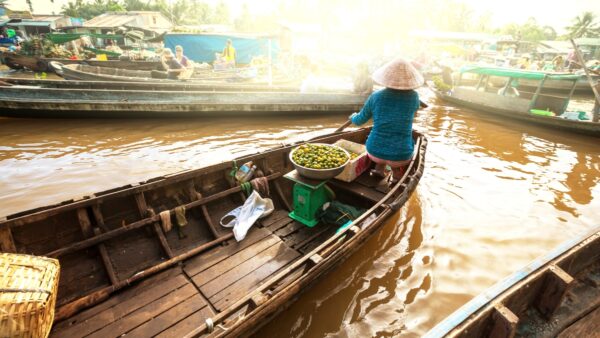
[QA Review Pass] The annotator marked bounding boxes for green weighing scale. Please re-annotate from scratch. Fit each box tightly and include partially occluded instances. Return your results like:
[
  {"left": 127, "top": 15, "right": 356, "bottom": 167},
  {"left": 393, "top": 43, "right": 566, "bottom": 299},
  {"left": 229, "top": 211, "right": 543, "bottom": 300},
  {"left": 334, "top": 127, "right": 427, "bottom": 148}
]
[{"left": 284, "top": 170, "right": 335, "bottom": 227}]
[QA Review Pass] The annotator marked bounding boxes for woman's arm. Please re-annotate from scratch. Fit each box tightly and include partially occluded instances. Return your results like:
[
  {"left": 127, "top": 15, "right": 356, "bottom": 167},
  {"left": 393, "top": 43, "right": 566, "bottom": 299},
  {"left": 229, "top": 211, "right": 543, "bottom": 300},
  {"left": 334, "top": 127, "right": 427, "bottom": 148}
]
[{"left": 351, "top": 95, "right": 373, "bottom": 125}]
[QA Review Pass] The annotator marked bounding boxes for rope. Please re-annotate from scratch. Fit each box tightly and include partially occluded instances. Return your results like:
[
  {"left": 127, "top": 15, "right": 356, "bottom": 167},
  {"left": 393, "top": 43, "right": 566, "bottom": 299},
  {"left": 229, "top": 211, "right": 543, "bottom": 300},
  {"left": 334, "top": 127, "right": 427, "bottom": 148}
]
[
  {"left": 240, "top": 182, "right": 252, "bottom": 196},
  {"left": 229, "top": 160, "right": 238, "bottom": 179}
]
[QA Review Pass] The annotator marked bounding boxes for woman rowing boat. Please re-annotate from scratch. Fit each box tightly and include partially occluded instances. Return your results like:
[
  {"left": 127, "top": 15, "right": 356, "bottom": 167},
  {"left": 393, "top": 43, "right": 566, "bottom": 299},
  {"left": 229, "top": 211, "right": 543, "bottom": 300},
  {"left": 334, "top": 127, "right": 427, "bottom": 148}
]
[{"left": 350, "top": 57, "right": 424, "bottom": 183}]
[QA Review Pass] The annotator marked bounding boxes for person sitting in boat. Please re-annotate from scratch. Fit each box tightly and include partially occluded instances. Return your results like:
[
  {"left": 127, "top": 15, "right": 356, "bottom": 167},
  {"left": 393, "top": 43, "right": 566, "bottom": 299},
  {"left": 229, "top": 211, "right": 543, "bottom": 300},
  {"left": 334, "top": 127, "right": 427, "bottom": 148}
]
[
  {"left": 552, "top": 55, "right": 565, "bottom": 72},
  {"left": 175, "top": 45, "right": 190, "bottom": 68},
  {"left": 161, "top": 48, "right": 184, "bottom": 80},
  {"left": 222, "top": 39, "right": 236, "bottom": 65},
  {"left": 349, "top": 57, "right": 423, "bottom": 184}
]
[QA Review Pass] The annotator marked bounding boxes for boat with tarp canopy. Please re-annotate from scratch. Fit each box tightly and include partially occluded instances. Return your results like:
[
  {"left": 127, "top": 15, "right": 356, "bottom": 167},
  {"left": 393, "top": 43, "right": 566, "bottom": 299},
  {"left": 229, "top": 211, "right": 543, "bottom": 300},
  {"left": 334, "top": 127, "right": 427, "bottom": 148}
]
[
  {"left": 459, "top": 65, "right": 597, "bottom": 95},
  {"left": 429, "top": 66, "right": 600, "bottom": 136}
]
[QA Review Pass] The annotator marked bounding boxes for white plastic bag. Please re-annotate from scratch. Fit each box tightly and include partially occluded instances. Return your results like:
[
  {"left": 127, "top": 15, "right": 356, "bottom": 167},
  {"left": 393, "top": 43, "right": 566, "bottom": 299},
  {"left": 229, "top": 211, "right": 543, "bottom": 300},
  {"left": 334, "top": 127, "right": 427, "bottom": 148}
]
[{"left": 220, "top": 191, "right": 274, "bottom": 241}]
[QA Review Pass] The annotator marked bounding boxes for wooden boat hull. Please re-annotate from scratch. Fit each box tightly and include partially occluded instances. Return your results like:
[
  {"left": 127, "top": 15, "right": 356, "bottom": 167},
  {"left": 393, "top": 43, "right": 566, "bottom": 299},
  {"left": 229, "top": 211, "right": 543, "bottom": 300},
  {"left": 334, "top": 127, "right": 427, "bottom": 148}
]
[
  {"left": 489, "top": 76, "right": 597, "bottom": 95},
  {"left": 0, "top": 52, "right": 160, "bottom": 71},
  {"left": 0, "top": 87, "right": 366, "bottom": 118},
  {"left": 56, "top": 63, "right": 299, "bottom": 86},
  {"left": 0, "top": 77, "right": 303, "bottom": 92},
  {"left": 430, "top": 86, "right": 600, "bottom": 136},
  {"left": 425, "top": 225, "right": 600, "bottom": 337},
  {"left": 0, "top": 127, "right": 427, "bottom": 337}
]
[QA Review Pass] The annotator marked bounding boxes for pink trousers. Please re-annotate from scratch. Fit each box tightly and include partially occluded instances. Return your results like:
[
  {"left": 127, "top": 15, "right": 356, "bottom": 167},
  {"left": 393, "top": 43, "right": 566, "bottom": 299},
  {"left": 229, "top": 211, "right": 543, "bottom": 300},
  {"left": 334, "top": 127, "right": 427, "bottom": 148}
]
[{"left": 367, "top": 153, "right": 411, "bottom": 168}]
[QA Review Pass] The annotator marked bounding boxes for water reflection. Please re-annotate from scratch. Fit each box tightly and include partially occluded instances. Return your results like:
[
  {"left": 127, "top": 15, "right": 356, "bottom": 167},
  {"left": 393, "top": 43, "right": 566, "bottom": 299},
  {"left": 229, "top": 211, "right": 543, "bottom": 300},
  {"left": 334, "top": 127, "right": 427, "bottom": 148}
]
[{"left": 0, "top": 91, "right": 598, "bottom": 337}]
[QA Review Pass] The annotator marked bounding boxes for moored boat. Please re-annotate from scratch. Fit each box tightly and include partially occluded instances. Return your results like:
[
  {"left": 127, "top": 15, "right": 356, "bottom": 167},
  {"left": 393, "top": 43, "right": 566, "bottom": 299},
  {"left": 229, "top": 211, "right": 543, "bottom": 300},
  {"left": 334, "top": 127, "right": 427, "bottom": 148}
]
[
  {"left": 425, "top": 225, "right": 600, "bottom": 337},
  {"left": 0, "top": 127, "right": 427, "bottom": 337},
  {"left": 0, "top": 77, "right": 303, "bottom": 92},
  {"left": 429, "top": 67, "right": 600, "bottom": 136},
  {"left": 0, "top": 52, "right": 161, "bottom": 72},
  {"left": 54, "top": 63, "right": 298, "bottom": 86},
  {"left": 0, "top": 86, "right": 366, "bottom": 118}
]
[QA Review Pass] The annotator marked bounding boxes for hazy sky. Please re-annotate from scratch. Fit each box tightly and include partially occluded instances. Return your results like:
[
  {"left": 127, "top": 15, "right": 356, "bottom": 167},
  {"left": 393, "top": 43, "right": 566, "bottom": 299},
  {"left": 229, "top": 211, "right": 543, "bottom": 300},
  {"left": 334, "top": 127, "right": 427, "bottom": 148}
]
[{"left": 7, "top": 0, "right": 600, "bottom": 34}]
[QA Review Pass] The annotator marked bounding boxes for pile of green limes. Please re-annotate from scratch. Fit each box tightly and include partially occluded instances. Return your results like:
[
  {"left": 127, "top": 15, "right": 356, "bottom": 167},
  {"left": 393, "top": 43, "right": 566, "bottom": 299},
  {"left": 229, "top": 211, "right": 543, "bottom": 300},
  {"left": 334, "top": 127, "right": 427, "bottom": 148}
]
[{"left": 292, "top": 144, "right": 348, "bottom": 169}]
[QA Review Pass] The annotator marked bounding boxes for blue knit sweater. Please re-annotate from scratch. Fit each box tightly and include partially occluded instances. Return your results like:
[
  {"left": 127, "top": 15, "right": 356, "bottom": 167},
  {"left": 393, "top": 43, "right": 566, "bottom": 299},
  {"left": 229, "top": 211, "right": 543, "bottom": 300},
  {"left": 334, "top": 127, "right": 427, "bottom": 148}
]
[{"left": 351, "top": 88, "right": 419, "bottom": 161}]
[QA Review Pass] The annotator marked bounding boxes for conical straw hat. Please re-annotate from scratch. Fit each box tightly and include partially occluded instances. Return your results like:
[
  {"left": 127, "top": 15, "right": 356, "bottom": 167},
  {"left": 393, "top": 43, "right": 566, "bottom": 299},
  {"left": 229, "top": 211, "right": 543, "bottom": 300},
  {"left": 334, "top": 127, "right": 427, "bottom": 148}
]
[{"left": 372, "top": 57, "right": 424, "bottom": 90}]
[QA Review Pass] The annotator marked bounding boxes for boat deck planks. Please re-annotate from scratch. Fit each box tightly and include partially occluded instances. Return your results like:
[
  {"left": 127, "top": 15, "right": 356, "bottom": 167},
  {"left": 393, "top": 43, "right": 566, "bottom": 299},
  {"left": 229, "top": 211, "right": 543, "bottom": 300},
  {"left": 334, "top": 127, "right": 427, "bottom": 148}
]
[
  {"left": 51, "top": 267, "right": 205, "bottom": 337},
  {"left": 558, "top": 305, "right": 600, "bottom": 338}
]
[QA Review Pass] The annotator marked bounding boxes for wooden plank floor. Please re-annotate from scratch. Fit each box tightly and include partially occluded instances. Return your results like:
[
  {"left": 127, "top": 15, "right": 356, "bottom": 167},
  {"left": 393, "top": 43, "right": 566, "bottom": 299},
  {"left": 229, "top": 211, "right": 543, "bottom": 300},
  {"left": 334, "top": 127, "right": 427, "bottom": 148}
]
[
  {"left": 558, "top": 305, "right": 600, "bottom": 338},
  {"left": 51, "top": 210, "right": 341, "bottom": 337},
  {"left": 51, "top": 267, "right": 215, "bottom": 338}
]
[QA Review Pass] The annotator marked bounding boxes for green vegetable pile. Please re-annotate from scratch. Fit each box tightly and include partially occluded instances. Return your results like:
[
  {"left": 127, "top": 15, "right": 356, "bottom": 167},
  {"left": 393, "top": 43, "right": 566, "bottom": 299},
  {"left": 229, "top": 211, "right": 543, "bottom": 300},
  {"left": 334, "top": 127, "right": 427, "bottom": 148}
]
[
  {"left": 292, "top": 144, "right": 349, "bottom": 169},
  {"left": 432, "top": 75, "right": 452, "bottom": 92}
]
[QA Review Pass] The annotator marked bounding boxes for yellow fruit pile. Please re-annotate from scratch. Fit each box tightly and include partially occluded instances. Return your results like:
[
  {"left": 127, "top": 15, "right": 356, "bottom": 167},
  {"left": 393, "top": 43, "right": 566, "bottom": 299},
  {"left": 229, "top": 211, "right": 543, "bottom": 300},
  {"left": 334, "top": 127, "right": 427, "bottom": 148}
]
[{"left": 292, "top": 144, "right": 348, "bottom": 169}]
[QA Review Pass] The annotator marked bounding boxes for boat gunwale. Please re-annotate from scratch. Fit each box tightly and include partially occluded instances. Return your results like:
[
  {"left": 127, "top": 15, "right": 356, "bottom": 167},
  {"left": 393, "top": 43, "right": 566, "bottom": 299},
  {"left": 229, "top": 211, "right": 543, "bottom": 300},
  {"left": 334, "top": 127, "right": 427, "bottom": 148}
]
[
  {"left": 0, "top": 85, "right": 365, "bottom": 97},
  {"left": 0, "top": 128, "right": 368, "bottom": 228}
]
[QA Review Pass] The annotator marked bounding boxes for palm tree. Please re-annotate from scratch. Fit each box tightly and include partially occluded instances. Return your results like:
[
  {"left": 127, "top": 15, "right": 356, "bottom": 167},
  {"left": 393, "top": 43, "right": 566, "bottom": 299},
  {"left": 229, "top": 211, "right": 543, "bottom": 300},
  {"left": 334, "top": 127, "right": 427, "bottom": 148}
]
[{"left": 566, "top": 12, "right": 600, "bottom": 38}]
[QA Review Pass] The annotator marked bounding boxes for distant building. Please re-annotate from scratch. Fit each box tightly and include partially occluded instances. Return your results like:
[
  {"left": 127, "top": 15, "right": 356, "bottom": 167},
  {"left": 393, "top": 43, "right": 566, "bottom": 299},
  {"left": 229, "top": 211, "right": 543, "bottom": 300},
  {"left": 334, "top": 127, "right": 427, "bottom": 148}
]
[
  {"left": 574, "top": 38, "right": 600, "bottom": 59},
  {"left": 61, "top": 11, "right": 172, "bottom": 47},
  {"left": 69, "top": 11, "right": 172, "bottom": 35},
  {"left": 0, "top": 9, "right": 76, "bottom": 39}
]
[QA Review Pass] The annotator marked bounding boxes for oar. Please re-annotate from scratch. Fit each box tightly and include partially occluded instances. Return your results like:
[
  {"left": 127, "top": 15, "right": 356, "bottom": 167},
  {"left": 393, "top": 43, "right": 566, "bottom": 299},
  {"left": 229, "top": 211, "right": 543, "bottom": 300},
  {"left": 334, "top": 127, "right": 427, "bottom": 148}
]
[
  {"left": 570, "top": 38, "right": 600, "bottom": 123},
  {"left": 335, "top": 100, "right": 429, "bottom": 133}
]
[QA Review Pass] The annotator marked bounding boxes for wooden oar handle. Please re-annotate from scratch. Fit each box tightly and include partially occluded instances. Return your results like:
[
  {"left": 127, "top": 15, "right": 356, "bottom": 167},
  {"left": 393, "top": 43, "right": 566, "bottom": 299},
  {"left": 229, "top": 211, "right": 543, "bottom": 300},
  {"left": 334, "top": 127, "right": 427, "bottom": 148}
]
[{"left": 335, "top": 119, "right": 353, "bottom": 132}]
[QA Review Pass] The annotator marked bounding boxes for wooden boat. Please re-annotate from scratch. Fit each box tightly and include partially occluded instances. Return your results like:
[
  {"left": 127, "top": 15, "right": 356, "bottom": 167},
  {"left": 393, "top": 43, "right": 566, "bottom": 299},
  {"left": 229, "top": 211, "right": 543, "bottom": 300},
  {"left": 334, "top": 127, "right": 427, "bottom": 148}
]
[
  {"left": 55, "top": 63, "right": 298, "bottom": 86},
  {"left": 425, "top": 225, "right": 600, "bottom": 338},
  {"left": 0, "top": 52, "right": 160, "bottom": 72},
  {"left": 0, "top": 86, "right": 366, "bottom": 118},
  {"left": 0, "top": 127, "right": 427, "bottom": 337},
  {"left": 430, "top": 67, "right": 600, "bottom": 137},
  {"left": 0, "top": 77, "right": 304, "bottom": 93}
]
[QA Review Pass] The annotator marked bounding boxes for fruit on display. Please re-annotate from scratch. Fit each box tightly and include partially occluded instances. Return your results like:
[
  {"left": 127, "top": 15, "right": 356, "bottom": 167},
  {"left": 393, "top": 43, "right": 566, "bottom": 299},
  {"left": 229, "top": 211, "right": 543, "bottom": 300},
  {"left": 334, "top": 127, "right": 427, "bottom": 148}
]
[{"left": 291, "top": 144, "right": 349, "bottom": 170}]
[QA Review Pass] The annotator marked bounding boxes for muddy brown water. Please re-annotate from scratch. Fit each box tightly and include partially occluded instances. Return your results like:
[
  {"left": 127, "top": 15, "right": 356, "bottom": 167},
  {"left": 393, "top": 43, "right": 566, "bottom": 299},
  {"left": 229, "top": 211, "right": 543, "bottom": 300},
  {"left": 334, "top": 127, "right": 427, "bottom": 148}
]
[{"left": 0, "top": 89, "right": 598, "bottom": 337}]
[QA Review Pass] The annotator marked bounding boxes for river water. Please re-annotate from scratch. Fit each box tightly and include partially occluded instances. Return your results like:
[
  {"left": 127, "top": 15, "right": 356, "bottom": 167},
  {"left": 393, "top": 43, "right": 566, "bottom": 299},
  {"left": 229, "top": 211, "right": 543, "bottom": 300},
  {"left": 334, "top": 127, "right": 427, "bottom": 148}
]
[{"left": 0, "top": 89, "right": 598, "bottom": 337}]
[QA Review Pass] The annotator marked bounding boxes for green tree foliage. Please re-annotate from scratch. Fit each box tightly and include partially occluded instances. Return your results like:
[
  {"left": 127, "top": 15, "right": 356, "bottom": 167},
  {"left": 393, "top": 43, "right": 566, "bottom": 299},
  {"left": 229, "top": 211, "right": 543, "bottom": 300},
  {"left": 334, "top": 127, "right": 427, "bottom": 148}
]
[
  {"left": 60, "top": 0, "right": 230, "bottom": 25},
  {"left": 565, "top": 12, "right": 600, "bottom": 38},
  {"left": 497, "top": 17, "right": 558, "bottom": 42},
  {"left": 211, "top": 1, "right": 230, "bottom": 24},
  {"left": 61, "top": 0, "right": 125, "bottom": 19}
]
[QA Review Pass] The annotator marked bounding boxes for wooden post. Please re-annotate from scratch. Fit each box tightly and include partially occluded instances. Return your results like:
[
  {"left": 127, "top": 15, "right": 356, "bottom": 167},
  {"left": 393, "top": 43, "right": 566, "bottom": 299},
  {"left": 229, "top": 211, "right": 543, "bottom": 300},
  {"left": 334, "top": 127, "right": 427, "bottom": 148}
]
[
  {"left": 490, "top": 303, "right": 519, "bottom": 338},
  {"left": 536, "top": 264, "right": 574, "bottom": 319},
  {"left": 476, "top": 74, "right": 485, "bottom": 90},
  {"left": 570, "top": 38, "right": 600, "bottom": 122},
  {"left": 529, "top": 75, "right": 547, "bottom": 110},
  {"left": 0, "top": 226, "right": 17, "bottom": 253},
  {"left": 594, "top": 83, "right": 600, "bottom": 119},
  {"left": 562, "top": 79, "right": 579, "bottom": 113},
  {"left": 501, "top": 77, "right": 513, "bottom": 97},
  {"left": 134, "top": 192, "right": 174, "bottom": 258}
]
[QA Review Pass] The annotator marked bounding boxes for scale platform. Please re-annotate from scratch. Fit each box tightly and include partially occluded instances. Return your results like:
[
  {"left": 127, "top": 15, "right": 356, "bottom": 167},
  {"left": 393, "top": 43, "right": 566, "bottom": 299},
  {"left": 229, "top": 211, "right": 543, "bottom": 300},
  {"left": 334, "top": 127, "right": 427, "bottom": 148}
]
[{"left": 284, "top": 170, "right": 332, "bottom": 227}]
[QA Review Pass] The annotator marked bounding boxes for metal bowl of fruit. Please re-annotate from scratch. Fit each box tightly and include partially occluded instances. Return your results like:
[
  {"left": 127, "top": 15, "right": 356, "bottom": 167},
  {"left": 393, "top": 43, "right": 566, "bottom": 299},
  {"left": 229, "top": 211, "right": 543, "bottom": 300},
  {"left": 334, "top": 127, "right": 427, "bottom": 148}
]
[{"left": 289, "top": 143, "right": 350, "bottom": 180}]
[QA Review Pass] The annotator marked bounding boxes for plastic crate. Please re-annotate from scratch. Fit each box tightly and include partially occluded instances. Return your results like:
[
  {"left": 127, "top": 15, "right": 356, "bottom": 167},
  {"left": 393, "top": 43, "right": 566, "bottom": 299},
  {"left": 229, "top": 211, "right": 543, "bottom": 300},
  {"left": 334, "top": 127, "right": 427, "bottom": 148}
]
[{"left": 334, "top": 139, "right": 371, "bottom": 182}]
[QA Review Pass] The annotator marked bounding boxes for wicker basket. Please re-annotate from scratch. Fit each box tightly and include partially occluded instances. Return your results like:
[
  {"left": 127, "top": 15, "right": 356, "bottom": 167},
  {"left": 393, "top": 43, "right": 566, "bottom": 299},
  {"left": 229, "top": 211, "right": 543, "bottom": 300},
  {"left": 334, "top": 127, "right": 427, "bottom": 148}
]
[{"left": 0, "top": 253, "right": 60, "bottom": 338}]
